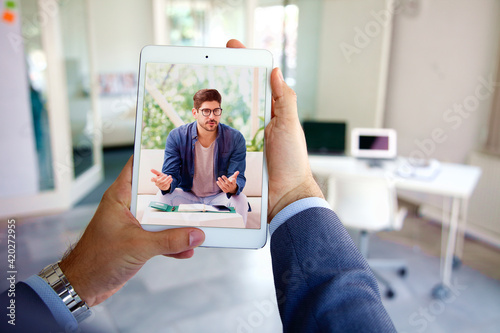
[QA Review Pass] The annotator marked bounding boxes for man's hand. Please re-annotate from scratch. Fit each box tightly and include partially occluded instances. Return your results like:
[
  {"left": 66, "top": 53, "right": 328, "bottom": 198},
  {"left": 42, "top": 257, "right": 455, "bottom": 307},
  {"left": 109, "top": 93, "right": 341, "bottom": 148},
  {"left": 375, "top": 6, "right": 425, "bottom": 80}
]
[
  {"left": 226, "top": 39, "right": 324, "bottom": 222},
  {"left": 59, "top": 157, "right": 205, "bottom": 307},
  {"left": 151, "top": 169, "right": 173, "bottom": 192},
  {"left": 217, "top": 171, "right": 239, "bottom": 194}
]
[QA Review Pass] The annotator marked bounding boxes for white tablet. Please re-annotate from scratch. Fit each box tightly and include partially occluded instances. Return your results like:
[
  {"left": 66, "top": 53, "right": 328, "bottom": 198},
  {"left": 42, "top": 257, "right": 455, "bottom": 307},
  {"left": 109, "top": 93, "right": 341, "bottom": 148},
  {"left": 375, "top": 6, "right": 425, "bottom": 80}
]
[{"left": 131, "top": 45, "right": 272, "bottom": 249}]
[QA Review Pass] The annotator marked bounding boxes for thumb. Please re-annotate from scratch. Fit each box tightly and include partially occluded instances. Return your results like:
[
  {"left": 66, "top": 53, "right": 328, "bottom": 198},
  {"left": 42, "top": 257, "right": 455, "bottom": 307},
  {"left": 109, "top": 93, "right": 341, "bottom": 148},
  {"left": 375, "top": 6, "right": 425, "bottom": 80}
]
[
  {"left": 151, "top": 169, "right": 161, "bottom": 176},
  {"left": 232, "top": 170, "right": 240, "bottom": 178},
  {"left": 142, "top": 228, "right": 205, "bottom": 258},
  {"left": 271, "top": 68, "right": 297, "bottom": 121},
  {"left": 226, "top": 39, "right": 245, "bottom": 48}
]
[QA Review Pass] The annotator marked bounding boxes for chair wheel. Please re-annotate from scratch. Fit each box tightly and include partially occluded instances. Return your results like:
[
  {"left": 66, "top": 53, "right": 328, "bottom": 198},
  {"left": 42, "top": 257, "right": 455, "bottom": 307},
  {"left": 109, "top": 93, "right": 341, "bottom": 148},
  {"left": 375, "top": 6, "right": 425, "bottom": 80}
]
[
  {"left": 398, "top": 268, "right": 407, "bottom": 277},
  {"left": 386, "top": 289, "right": 395, "bottom": 299},
  {"left": 432, "top": 284, "right": 450, "bottom": 300},
  {"left": 452, "top": 256, "right": 462, "bottom": 270}
]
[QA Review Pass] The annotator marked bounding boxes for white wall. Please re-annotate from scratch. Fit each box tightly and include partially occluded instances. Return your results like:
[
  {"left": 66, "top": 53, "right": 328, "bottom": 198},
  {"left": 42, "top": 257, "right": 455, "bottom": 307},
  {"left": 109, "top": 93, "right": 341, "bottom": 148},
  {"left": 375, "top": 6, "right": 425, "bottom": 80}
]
[
  {"left": 87, "top": 0, "right": 155, "bottom": 146},
  {"left": 380, "top": 0, "right": 500, "bottom": 242},
  {"left": 88, "top": 0, "right": 154, "bottom": 74},
  {"left": 384, "top": 0, "right": 500, "bottom": 164},
  {"left": 315, "top": 0, "right": 388, "bottom": 131},
  {"left": 0, "top": 12, "right": 39, "bottom": 198},
  {"left": 295, "top": 0, "right": 323, "bottom": 120}
]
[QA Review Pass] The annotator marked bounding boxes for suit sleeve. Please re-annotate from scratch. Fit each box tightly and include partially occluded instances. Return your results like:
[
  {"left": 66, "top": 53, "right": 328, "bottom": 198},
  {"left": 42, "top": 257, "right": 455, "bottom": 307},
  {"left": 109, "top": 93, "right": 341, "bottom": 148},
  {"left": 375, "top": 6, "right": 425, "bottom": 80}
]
[
  {"left": 1, "top": 282, "right": 60, "bottom": 332},
  {"left": 270, "top": 206, "right": 396, "bottom": 333}
]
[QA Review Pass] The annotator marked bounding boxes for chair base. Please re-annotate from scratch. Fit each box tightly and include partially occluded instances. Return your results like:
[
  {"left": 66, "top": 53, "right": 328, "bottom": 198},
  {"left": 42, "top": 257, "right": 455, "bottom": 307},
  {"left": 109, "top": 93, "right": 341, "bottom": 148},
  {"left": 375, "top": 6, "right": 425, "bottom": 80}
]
[
  {"left": 358, "top": 231, "right": 407, "bottom": 299},
  {"left": 368, "top": 259, "right": 407, "bottom": 299}
]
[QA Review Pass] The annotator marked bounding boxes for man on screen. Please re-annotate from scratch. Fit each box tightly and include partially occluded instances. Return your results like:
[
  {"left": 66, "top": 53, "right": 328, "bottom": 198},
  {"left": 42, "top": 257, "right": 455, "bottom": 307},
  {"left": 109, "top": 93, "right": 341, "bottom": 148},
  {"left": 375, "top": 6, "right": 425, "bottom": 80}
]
[{"left": 150, "top": 88, "right": 249, "bottom": 224}]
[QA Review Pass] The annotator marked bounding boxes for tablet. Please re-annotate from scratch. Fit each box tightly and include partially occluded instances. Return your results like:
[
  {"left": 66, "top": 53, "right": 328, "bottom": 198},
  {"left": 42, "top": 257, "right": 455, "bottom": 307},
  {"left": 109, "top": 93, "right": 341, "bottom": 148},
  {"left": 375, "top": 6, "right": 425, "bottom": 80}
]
[{"left": 131, "top": 45, "right": 272, "bottom": 249}]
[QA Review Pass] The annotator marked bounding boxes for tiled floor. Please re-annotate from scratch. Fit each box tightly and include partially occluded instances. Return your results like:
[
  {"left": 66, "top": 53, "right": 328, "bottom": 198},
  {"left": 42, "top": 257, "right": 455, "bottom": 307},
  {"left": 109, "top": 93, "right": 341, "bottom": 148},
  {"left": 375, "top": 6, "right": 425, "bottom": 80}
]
[
  {"left": 3, "top": 205, "right": 500, "bottom": 333},
  {"left": 378, "top": 213, "right": 500, "bottom": 280},
  {"left": 1, "top": 148, "right": 499, "bottom": 332}
]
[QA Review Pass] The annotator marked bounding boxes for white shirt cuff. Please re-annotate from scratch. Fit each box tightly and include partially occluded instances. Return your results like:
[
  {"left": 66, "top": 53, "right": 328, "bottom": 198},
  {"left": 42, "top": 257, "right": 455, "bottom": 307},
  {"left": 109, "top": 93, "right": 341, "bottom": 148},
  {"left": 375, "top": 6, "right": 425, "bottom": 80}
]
[{"left": 269, "top": 197, "right": 331, "bottom": 236}]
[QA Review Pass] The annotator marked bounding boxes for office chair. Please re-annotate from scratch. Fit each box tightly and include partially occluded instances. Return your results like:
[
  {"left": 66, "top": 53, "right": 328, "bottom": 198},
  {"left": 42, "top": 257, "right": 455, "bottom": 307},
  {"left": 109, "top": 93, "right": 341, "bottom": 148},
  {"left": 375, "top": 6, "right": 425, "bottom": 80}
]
[{"left": 327, "top": 174, "right": 408, "bottom": 298}]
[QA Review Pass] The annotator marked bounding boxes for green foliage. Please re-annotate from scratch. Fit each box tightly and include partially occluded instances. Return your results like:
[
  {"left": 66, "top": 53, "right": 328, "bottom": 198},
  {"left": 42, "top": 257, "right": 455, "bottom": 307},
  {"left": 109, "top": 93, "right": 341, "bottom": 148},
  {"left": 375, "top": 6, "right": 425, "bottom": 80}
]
[
  {"left": 246, "top": 116, "right": 265, "bottom": 152},
  {"left": 141, "top": 63, "right": 266, "bottom": 151}
]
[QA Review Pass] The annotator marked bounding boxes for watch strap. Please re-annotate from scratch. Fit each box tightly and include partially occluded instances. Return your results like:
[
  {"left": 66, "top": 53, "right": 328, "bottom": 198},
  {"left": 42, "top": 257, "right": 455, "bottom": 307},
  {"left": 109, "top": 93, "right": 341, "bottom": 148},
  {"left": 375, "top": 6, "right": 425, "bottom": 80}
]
[{"left": 38, "top": 262, "right": 91, "bottom": 323}]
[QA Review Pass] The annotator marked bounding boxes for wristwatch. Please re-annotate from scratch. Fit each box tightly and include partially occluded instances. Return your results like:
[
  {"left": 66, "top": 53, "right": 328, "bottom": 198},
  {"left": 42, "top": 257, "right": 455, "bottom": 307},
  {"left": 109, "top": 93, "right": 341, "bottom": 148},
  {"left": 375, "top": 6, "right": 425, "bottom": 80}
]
[{"left": 38, "top": 261, "right": 91, "bottom": 323}]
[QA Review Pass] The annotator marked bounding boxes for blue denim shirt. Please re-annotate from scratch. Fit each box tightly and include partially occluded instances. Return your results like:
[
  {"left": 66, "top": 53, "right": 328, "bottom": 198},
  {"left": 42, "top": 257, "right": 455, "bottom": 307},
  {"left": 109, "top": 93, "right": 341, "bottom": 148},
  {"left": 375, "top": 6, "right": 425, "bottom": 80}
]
[{"left": 162, "top": 121, "right": 246, "bottom": 196}]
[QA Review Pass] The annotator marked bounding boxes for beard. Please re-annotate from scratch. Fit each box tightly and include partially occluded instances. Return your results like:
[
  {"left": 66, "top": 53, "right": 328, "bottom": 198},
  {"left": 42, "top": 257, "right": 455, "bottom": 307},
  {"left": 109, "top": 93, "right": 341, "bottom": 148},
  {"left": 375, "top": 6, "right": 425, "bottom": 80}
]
[{"left": 200, "top": 119, "right": 218, "bottom": 132}]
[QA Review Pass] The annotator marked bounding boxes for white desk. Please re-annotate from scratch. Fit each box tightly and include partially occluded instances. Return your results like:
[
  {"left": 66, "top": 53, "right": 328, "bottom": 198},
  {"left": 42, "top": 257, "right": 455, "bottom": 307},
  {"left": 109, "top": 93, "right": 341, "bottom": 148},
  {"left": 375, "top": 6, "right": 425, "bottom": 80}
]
[
  {"left": 141, "top": 206, "right": 245, "bottom": 229},
  {"left": 309, "top": 155, "right": 481, "bottom": 298},
  {"left": 137, "top": 194, "right": 246, "bottom": 229}
]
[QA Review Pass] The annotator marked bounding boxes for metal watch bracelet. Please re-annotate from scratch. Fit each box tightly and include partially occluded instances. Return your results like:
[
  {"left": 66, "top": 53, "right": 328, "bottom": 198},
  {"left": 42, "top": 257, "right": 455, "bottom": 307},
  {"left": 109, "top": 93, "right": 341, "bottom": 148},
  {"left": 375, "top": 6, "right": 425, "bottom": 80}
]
[{"left": 38, "top": 261, "right": 91, "bottom": 323}]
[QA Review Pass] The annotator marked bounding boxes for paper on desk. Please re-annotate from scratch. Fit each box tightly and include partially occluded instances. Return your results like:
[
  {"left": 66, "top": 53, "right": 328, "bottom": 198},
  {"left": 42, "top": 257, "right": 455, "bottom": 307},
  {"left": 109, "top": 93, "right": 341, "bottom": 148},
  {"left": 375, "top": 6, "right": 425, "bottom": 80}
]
[{"left": 178, "top": 204, "right": 226, "bottom": 212}]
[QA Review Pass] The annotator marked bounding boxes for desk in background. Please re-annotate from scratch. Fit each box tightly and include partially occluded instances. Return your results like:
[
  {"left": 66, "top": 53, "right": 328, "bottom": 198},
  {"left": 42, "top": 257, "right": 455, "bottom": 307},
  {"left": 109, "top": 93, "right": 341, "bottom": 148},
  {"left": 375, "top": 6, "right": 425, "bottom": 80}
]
[{"left": 309, "top": 155, "right": 481, "bottom": 299}]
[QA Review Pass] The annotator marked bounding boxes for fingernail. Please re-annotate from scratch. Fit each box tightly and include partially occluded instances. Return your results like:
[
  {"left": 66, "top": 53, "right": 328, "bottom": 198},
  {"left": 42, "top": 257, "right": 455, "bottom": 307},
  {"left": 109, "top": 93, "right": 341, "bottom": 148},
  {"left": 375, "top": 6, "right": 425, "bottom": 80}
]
[
  {"left": 277, "top": 68, "right": 284, "bottom": 82},
  {"left": 189, "top": 230, "right": 204, "bottom": 247}
]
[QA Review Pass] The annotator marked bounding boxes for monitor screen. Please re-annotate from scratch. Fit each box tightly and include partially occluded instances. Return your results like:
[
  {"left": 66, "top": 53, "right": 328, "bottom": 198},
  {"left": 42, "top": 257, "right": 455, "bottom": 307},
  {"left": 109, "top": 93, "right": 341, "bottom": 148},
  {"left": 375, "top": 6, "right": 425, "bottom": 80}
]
[
  {"left": 351, "top": 128, "right": 397, "bottom": 159},
  {"left": 303, "top": 121, "right": 346, "bottom": 155},
  {"left": 359, "top": 135, "right": 389, "bottom": 150}
]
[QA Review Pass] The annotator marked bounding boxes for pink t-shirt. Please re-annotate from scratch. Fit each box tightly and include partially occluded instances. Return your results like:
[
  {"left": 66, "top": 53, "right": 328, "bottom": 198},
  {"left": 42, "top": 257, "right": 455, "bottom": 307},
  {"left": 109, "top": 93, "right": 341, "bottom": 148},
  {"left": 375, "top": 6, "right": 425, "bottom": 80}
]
[{"left": 192, "top": 140, "right": 221, "bottom": 197}]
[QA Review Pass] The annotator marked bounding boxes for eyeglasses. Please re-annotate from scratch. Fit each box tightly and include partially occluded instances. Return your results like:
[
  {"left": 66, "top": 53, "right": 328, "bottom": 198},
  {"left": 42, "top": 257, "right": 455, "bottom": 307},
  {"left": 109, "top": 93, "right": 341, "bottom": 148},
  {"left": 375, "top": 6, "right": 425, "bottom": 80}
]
[{"left": 198, "top": 108, "right": 223, "bottom": 116}]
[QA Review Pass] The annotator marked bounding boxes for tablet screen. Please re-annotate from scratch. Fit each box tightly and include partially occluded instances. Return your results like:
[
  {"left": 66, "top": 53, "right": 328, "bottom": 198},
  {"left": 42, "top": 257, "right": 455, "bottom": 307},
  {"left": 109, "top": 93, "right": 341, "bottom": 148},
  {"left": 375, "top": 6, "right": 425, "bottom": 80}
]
[{"left": 134, "top": 62, "right": 267, "bottom": 230}]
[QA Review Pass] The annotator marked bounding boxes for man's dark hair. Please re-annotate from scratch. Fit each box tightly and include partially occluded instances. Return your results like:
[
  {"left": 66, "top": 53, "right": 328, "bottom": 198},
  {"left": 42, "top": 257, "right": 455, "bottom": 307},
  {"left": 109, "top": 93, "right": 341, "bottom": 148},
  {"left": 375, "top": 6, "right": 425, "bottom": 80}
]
[{"left": 193, "top": 89, "right": 222, "bottom": 109}]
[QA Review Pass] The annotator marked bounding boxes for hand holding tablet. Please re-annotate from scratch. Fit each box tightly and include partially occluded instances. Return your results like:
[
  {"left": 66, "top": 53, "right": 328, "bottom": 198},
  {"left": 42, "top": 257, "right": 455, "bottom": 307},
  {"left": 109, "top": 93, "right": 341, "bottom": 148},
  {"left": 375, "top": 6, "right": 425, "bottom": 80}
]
[
  {"left": 46, "top": 39, "right": 325, "bottom": 322},
  {"left": 131, "top": 44, "right": 273, "bottom": 248}
]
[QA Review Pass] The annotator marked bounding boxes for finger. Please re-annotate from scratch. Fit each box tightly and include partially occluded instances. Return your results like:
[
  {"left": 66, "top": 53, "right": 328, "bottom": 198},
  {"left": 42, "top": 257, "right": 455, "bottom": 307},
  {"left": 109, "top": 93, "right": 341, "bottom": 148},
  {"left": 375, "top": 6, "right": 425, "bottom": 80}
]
[
  {"left": 151, "top": 169, "right": 161, "bottom": 176},
  {"left": 159, "top": 175, "right": 172, "bottom": 183},
  {"left": 163, "top": 249, "right": 195, "bottom": 259},
  {"left": 159, "top": 178, "right": 171, "bottom": 188},
  {"left": 219, "top": 178, "right": 232, "bottom": 190},
  {"left": 226, "top": 39, "right": 245, "bottom": 48},
  {"left": 271, "top": 98, "right": 275, "bottom": 119},
  {"left": 159, "top": 176, "right": 171, "bottom": 185},
  {"left": 231, "top": 171, "right": 240, "bottom": 178},
  {"left": 217, "top": 180, "right": 229, "bottom": 193},
  {"left": 143, "top": 228, "right": 205, "bottom": 259},
  {"left": 221, "top": 175, "right": 229, "bottom": 182}
]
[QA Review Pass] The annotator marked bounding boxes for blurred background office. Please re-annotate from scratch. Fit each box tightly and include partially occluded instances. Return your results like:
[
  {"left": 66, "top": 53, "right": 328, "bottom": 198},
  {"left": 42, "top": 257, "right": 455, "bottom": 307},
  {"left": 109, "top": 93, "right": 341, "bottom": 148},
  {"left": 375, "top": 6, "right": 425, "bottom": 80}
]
[{"left": 1, "top": 0, "right": 500, "bottom": 332}]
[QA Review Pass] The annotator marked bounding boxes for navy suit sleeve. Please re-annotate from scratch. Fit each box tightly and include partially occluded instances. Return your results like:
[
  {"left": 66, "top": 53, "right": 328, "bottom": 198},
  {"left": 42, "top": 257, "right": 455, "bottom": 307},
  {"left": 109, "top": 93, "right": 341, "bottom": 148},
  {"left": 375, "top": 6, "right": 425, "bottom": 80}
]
[
  {"left": 1, "top": 282, "right": 60, "bottom": 332},
  {"left": 270, "top": 207, "right": 396, "bottom": 333}
]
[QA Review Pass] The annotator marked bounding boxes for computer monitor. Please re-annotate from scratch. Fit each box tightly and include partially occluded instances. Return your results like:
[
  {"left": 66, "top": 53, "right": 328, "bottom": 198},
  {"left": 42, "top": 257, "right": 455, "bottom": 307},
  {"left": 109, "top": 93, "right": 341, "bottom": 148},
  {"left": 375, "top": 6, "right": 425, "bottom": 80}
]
[
  {"left": 302, "top": 121, "right": 346, "bottom": 155},
  {"left": 351, "top": 128, "right": 397, "bottom": 159}
]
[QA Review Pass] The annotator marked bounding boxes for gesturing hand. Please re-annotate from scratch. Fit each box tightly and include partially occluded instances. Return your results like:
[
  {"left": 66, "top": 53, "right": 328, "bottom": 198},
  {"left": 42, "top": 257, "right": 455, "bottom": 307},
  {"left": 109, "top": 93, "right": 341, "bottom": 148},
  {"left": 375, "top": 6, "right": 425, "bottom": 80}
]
[
  {"left": 217, "top": 170, "right": 239, "bottom": 194},
  {"left": 151, "top": 169, "right": 173, "bottom": 192},
  {"left": 59, "top": 157, "right": 205, "bottom": 307}
]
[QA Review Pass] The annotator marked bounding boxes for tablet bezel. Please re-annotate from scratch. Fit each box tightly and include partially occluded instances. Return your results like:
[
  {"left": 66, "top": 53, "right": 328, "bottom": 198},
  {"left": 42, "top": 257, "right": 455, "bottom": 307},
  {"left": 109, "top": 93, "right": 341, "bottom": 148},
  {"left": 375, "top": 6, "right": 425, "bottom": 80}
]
[{"left": 131, "top": 45, "right": 272, "bottom": 249}]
